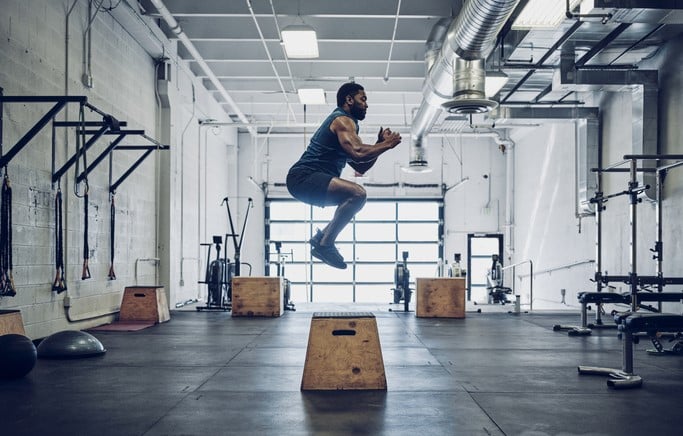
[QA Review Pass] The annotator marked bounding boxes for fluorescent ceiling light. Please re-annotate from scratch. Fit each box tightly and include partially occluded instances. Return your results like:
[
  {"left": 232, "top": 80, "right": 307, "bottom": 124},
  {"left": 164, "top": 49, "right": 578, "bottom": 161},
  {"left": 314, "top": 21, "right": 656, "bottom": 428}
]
[
  {"left": 281, "top": 25, "right": 319, "bottom": 58},
  {"left": 485, "top": 72, "right": 509, "bottom": 97},
  {"left": 512, "top": 0, "right": 581, "bottom": 29},
  {"left": 297, "top": 88, "right": 326, "bottom": 105}
]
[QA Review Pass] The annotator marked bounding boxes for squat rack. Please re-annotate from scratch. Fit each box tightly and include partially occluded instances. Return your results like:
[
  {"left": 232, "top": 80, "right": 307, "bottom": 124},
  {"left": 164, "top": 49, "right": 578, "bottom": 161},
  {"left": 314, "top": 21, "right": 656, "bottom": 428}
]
[{"left": 593, "top": 154, "right": 683, "bottom": 307}]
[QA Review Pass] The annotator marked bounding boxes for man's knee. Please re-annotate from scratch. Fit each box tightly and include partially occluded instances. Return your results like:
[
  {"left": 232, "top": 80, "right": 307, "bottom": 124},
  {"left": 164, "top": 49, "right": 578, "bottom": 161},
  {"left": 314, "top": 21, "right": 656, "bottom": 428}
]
[{"left": 351, "top": 184, "right": 367, "bottom": 205}]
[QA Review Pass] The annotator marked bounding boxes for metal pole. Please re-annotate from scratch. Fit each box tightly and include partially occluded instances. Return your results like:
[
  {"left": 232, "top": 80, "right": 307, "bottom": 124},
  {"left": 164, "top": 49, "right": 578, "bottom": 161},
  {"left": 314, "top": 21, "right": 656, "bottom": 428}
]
[{"left": 629, "top": 158, "right": 638, "bottom": 312}]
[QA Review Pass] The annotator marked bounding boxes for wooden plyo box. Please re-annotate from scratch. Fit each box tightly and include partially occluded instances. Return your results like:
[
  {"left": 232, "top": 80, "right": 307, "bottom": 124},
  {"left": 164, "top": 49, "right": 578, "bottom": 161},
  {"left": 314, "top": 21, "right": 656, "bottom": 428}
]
[
  {"left": 301, "top": 312, "right": 387, "bottom": 391},
  {"left": 416, "top": 277, "right": 466, "bottom": 318},
  {"left": 0, "top": 310, "right": 26, "bottom": 335},
  {"left": 119, "top": 286, "right": 170, "bottom": 323},
  {"left": 231, "top": 276, "right": 283, "bottom": 317}
]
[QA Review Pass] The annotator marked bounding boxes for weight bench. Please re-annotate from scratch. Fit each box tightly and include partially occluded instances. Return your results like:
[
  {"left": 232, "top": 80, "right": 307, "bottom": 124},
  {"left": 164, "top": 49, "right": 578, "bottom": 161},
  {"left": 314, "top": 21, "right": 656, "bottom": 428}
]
[
  {"left": 488, "top": 285, "right": 513, "bottom": 305},
  {"left": 553, "top": 292, "right": 628, "bottom": 336},
  {"left": 578, "top": 312, "right": 683, "bottom": 389}
]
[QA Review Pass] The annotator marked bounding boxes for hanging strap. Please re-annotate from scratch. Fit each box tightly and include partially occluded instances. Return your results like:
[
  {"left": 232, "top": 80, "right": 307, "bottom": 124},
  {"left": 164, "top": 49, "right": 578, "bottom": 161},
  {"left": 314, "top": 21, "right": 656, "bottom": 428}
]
[
  {"left": 52, "top": 187, "right": 67, "bottom": 293},
  {"left": 107, "top": 194, "right": 116, "bottom": 280},
  {"left": 81, "top": 186, "right": 91, "bottom": 280},
  {"left": 0, "top": 172, "right": 16, "bottom": 297}
]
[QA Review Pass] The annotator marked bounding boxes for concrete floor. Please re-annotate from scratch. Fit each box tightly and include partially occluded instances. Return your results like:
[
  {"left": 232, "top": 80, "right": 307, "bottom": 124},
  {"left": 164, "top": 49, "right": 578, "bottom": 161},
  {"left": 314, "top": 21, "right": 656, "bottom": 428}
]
[{"left": 2, "top": 304, "right": 683, "bottom": 435}]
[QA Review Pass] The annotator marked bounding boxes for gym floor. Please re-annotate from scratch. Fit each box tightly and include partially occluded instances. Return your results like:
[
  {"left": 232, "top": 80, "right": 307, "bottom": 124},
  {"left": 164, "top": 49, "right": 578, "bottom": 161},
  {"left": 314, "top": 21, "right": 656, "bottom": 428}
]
[{"left": 2, "top": 304, "right": 682, "bottom": 435}]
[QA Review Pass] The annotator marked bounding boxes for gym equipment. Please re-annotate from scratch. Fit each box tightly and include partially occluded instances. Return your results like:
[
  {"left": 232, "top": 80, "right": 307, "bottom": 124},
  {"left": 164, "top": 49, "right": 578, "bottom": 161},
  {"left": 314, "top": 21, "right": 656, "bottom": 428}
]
[
  {"left": 390, "top": 251, "right": 412, "bottom": 312},
  {"left": 232, "top": 277, "right": 284, "bottom": 317},
  {"left": 37, "top": 330, "right": 106, "bottom": 359},
  {"left": 449, "top": 253, "right": 463, "bottom": 277},
  {"left": 579, "top": 312, "right": 683, "bottom": 388},
  {"left": 0, "top": 171, "right": 15, "bottom": 297},
  {"left": 270, "top": 241, "right": 296, "bottom": 312},
  {"left": 197, "top": 236, "right": 232, "bottom": 311},
  {"left": 560, "top": 154, "right": 683, "bottom": 335},
  {"left": 577, "top": 155, "right": 683, "bottom": 389},
  {"left": 415, "top": 277, "right": 466, "bottom": 318},
  {"left": 108, "top": 193, "right": 116, "bottom": 280},
  {"left": 0, "top": 334, "right": 37, "bottom": 379},
  {"left": 301, "top": 312, "right": 386, "bottom": 391},
  {"left": 222, "top": 196, "right": 253, "bottom": 277},
  {"left": 486, "top": 254, "right": 512, "bottom": 304},
  {"left": 52, "top": 187, "right": 67, "bottom": 293}
]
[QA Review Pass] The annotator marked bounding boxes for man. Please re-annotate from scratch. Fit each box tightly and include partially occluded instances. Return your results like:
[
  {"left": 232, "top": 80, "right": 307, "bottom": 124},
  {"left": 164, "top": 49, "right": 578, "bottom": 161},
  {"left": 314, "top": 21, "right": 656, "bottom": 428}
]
[{"left": 286, "top": 82, "right": 402, "bottom": 269}]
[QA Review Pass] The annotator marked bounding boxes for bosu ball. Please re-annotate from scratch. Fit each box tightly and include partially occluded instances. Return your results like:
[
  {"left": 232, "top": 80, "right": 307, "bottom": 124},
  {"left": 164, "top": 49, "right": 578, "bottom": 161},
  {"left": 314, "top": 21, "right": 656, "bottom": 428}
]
[{"left": 37, "top": 330, "right": 106, "bottom": 359}]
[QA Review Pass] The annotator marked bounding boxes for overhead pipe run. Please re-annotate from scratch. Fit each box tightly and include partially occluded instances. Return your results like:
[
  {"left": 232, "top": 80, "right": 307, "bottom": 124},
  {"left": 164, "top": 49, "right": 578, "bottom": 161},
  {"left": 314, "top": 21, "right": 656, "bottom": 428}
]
[
  {"left": 148, "top": 0, "right": 256, "bottom": 136},
  {"left": 408, "top": 0, "right": 520, "bottom": 172}
]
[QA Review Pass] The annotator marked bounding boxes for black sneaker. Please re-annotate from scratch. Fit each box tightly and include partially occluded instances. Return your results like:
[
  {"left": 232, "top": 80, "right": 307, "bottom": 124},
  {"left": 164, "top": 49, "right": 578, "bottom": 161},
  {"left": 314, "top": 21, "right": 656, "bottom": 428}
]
[
  {"left": 309, "top": 229, "right": 323, "bottom": 249},
  {"left": 311, "top": 244, "right": 347, "bottom": 269}
]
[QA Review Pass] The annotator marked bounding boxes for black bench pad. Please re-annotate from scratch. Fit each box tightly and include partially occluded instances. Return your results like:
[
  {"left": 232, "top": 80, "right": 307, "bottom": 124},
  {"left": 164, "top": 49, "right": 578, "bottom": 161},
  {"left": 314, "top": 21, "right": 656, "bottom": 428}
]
[{"left": 617, "top": 313, "right": 683, "bottom": 333}]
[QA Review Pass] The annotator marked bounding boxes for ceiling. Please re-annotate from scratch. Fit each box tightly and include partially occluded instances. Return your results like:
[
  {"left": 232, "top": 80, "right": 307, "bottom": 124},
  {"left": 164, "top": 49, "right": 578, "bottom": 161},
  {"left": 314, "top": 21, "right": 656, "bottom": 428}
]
[{"left": 137, "top": 0, "right": 683, "bottom": 135}]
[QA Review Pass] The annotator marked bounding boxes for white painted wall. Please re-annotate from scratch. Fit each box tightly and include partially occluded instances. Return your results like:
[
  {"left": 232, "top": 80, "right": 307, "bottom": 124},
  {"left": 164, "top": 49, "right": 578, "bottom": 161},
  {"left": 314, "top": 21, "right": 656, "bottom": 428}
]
[{"left": 0, "top": 0, "right": 235, "bottom": 338}]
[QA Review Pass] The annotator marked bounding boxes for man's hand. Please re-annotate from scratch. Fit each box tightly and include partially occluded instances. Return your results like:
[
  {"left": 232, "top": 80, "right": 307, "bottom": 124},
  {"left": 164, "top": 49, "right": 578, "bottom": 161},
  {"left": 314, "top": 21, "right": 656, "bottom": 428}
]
[{"left": 376, "top": 127, "right": 401, "bottom": 148}]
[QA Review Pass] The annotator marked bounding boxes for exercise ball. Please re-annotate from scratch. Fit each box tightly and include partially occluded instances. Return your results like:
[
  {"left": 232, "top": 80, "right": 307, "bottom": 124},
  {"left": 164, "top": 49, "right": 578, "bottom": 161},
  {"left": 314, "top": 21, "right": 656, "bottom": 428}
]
[
  {"left": 0, "top": 334, "right": 37, "bottom": 379},
  {"left": 37, "top": 330, "right": 106, "bottom": 359}
]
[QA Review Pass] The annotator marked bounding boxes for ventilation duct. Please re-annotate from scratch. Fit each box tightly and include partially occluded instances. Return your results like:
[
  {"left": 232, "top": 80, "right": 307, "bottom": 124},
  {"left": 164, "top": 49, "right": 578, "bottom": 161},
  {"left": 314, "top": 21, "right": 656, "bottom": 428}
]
[
  {"left": 579, "top": 0, "right": 683, "bottom": 24},
  {"left": 407, "top": 0, "right": 520, "bottom": 172},
  {"left": 553, "top": 50, "right": 658, "bottom": 200}
]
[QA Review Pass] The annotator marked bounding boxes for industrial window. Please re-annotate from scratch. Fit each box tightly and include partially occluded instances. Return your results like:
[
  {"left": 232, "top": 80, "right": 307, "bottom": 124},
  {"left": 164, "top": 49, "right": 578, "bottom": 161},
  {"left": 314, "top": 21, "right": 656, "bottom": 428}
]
[{"left": 266, "top": 199, "right": 442, "bottom": 303}]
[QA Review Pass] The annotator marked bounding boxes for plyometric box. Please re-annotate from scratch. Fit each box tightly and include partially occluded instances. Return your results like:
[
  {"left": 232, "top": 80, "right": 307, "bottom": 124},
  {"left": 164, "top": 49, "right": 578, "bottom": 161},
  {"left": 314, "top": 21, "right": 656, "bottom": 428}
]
[
  {"left": 301, "top": 312, "right": 386, "bottom": 391},
  {"left": 0, "top": 310, "right": 26, "bottom": 335},
  {"left": 232, "top": 276, "right": 283, "bottom": 317},
  {"left": 416, "top": 277, "right": 466, "bottom": 318},
  {"left": 119, "top": 286, "right": 170, "bottom": 323}
]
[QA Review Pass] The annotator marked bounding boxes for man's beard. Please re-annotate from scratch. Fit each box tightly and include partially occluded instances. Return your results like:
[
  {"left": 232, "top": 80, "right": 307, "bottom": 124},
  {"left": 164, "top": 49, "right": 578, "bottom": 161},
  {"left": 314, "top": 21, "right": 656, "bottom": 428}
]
[{"left": 350, "top": 102, "right": 366, "bottom": 120}]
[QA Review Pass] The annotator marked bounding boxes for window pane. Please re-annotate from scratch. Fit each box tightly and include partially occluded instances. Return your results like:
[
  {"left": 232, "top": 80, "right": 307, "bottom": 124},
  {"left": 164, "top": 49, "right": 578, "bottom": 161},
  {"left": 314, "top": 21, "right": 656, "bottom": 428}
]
[
  {"left": 269, "top": 223, "right": 310, "bottom": 241},
  {"left": 398, "top": 202, "right": 438, "bottom": 220},
  {"left": 355, "top": 222, "right": 396, "bottom": 241},
  {"left": 355, "top": 263, "right": 396, "bottom": 283},
  {"left": 267, "top": 242, "right": 308, "bottom": 265},
  {"left": 397, "top": 243, "right": 438, "bottom": 262},
  {"left": 279, "top": 263, "right": 309, "bottom": 283},
  {"left": 410, "top": 263, "right": 440, "bottom": 280},
  {"left": 312, "top": 206, "right": 335, "bottom": 221},
  {"left": 355, "top": 202, "right": 395, "bottom": 221},
  {"left": 312, "top": 284, "right": 353, "bottom": 302},
  {"left": 398, "top": 222, "right": 438, "bottom": 241},
  {"left": 470, "top": 258, "right": 491, "bottom": 287},
  {"left": 354, "top": 243, "right": 396, "bottom": 262},
  {"left": 471, "top": 237, "right": 500, "bottom": 254},
  {"left": 312, "top": 263, "right": 354, "bottom": 282},
  {"left": 290, "top": 282, "right": 309, "bottom": 302},
  {"left": 269, "top": 202, "right": 310, "bottom": 221},
  {"left": 355, "top": 284, "right": 393, "bottom": 303}
]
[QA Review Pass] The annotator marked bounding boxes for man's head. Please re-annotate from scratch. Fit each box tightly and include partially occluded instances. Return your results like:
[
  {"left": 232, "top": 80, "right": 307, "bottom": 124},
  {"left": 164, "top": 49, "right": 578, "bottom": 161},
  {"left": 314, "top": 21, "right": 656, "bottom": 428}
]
[{"left": 337, "top": 82, "right": 367, "bottom": 120}]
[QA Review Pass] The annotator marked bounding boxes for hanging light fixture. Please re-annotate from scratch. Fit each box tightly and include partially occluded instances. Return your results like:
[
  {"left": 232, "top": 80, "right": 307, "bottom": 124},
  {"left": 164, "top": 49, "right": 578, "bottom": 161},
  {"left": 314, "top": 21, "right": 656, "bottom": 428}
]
[
  {"left": 297, "top": 88, "right": 326, "bottom": 105},
  {"left": 281, "top": 24, "right": 319, "bottom": 58},
  {"left": 512, "top": 0, "right": 582, "bottom": 29}
]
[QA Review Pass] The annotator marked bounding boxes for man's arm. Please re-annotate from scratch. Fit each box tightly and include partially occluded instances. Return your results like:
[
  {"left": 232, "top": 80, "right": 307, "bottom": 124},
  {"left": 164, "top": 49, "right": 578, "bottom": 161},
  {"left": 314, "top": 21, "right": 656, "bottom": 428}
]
[
  {"left": 348, "top": 159, "right": 377, "bottom": 175},
  {"left": 332, "top": 116, "right": 401, "bottom": 162},
  {"left": 348, "top": 127, "right": 389, "bottom": 174}
]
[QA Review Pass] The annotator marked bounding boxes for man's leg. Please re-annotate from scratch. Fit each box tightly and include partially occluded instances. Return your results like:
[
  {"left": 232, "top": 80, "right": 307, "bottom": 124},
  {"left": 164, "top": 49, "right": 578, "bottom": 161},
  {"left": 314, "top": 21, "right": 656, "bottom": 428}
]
[{"left": 319, "top": 177, "right": 367, "bottom": 246}]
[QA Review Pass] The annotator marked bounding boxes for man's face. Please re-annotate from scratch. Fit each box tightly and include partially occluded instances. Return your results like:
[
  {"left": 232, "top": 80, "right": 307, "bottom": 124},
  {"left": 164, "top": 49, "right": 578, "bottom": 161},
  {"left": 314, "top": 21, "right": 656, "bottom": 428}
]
[{"left": 348, "top": 91, "right": 368, "bottom": 120}]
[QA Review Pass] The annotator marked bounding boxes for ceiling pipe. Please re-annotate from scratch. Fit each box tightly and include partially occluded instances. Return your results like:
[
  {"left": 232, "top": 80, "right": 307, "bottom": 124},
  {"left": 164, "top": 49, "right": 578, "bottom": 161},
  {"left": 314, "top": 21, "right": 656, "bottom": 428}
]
[
  {"left": 246, "top": 0, "right": 297, "bottom": 122},
  {"left": 408, "top": 0, "right": 520, "bottom": 172},
  {"left": 148, "top": 0, "right": 256, "bottom": 136}
]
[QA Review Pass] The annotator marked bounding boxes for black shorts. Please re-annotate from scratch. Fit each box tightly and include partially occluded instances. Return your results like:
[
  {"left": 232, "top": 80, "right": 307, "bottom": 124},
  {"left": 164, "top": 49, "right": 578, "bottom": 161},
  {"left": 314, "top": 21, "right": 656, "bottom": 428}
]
[{"left": 286, "top": 168, "right": 334, "bottom": 207}]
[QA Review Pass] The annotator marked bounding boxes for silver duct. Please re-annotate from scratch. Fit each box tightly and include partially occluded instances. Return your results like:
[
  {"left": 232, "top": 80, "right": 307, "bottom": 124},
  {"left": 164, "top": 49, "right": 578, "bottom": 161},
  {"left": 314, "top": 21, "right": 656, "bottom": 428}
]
[
  {"left": 553, "top": 51, "right": 658, "bottom": 201},
  {"left": 408, "top": 0, "right": 520, "bottom": 171}
]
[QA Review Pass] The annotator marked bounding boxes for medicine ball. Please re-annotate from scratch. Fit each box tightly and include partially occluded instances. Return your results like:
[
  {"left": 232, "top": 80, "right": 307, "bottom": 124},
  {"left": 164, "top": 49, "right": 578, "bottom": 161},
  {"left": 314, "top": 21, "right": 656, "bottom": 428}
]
[{"left": 0, "top": 334, "right": 38, "bottom": 379}]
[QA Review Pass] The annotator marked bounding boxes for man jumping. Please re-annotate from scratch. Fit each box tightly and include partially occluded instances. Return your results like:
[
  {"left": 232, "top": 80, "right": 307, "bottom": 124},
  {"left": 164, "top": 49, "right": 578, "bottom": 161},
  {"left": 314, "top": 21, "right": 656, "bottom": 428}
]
[{"left": 286, "top": 82, "right": 402, "bottom": 269}]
